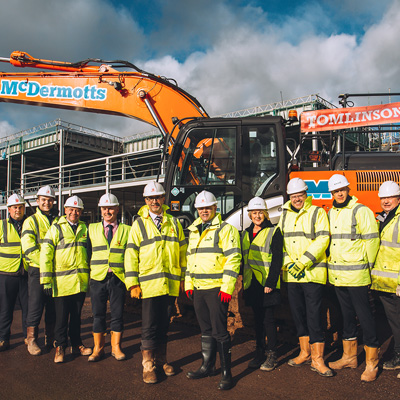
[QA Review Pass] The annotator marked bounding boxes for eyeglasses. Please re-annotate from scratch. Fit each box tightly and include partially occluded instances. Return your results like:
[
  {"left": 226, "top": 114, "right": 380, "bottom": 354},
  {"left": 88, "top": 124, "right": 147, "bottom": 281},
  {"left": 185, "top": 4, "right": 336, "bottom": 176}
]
[
  {"left": 290, "top": 194, "right": 306, "bottom": 200},
  {"left": 146, "top": 196, "right": 164, "bottom": 201}
]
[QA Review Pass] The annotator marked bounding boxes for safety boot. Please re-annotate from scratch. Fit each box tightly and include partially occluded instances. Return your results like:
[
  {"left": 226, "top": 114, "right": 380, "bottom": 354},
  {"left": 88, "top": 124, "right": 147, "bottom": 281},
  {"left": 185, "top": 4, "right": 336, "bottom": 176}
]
[
  {"left": 310, "top": 342, "right": 333, "bottom": 377},
  {"left": 383, "top": 351, "right": 400, "bottom": 370},
  {"left": 288, "top": 336, "right": 311, "bottom": 367},
  {"left": 0, "top": 340, "right": 10, "bottom": 352},
  {"left": 329, "top": 339, "right": 358, "bottom": 370},
  {"left": 54, "top": 346, "right": 65, "bottom": 363},
  {"left": 155, "top": 342, "right": 174, "bottom": 376},
  {"left": 142, "top": 349, "right": 157, "bottom": 384},
  {"left": 44, "top": 323, "right": 55, "bottom": 351},
  {"left": 187, "top": 335, "right": 217, "bottom": 379},
  {"left": 248, "top": 346, "right": 265, "bottom": 369},
  {"left": 88, "top": 332, "right": 105, "bottom": 362},
  {"left": 260, "top": 350, "right": 278, "bottom": 372},
  {"left": 71, "top": 344, "right": 92, "bottom": 356},
  {"left": 111, "top": 331, "right": 126, "bottom": 361},
  {"left": 217, "top": 339, "right": 233, "bottom": 390},
  {"left": 26, "top": 326, "right": 41, "bottom": 356},
  {"left": 361, "top": 346, "right": 379, "bottom": 382}
]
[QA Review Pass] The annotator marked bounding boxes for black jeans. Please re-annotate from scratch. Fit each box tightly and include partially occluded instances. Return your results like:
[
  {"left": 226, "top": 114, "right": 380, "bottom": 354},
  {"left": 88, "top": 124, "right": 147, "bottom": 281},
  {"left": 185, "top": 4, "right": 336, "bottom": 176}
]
[
  {"left": 141, "top": 294, "right": 171, "bottom": 350},
  {"left": 26, "top": 266, "right": 56, "bottom": 327},
  {"left": 193, "top": 287, "right": 230, "bottom": 342},
  {"left": 252, "top": 305, "right": 277, "bottom": 351},
  {"left": 54, "top": 292, "right": 86, "bottom": 348},
  {"left": 287, "top": 282, "right": 325, "bottom": 344},
  {"left": 0, "top": 273, "right": 28, "bottom": 340},
  {"left": 379, "top": 291, "right": 400, "bottom": 352},
  {"left": 90, "top": 274, "right": 125, "bottom": 333},
  {"left": 335, "top": 286, "right": 379, "bottom": 347}
]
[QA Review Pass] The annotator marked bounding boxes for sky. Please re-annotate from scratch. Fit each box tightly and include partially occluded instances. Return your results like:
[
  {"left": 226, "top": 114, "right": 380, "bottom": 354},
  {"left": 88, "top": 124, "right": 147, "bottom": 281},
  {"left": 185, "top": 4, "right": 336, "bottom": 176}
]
[{"left": 0, "top": 0, "right": 398, "bottom": 138}]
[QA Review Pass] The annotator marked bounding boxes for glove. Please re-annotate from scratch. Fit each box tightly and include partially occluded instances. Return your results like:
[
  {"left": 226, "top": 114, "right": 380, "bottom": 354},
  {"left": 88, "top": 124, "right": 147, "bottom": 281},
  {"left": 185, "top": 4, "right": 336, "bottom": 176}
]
[
  {"left": 186, "top": 290, "right": 193, "bottom": 300},
  {"left": 130, "top": 285, "right": 142, "bottom": 299},
  {"left": 288, "top": 262, "right": 306, "bottom": 279},
  {"left": 43, "top": 284, "right": 52, "bottom": 297},
  {"left": 396, "top": 285, "right": 400, "bottom": 297},
  {"left": 218, "top": 291, "right": 232, "bottom": 303}
]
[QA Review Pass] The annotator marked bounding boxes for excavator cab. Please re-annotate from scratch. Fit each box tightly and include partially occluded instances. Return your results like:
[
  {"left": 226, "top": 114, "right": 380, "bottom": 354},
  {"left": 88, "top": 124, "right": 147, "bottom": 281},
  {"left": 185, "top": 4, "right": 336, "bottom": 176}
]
[{"left": 164, "top": 117, "right": 287, "bottom": 230}]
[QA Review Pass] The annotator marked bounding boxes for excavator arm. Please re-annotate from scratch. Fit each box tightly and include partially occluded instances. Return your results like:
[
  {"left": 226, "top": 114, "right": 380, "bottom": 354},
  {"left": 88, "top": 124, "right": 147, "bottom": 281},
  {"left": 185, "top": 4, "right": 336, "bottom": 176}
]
[{"left": 0, "top": 51, "right": 209, "bottom": 139}]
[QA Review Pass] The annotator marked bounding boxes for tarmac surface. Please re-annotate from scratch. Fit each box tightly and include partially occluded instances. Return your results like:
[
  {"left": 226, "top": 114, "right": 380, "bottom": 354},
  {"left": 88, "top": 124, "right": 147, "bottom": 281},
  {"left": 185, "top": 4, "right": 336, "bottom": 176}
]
[{"left": 0, "top": 295, "right": 399, "bottom": 400}]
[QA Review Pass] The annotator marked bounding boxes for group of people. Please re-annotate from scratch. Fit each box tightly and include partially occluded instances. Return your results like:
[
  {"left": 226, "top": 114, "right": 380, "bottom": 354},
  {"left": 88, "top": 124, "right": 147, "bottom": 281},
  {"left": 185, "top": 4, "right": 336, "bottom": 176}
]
[{"left": 0, "top": 174, "right": 399, "bottom": 390}]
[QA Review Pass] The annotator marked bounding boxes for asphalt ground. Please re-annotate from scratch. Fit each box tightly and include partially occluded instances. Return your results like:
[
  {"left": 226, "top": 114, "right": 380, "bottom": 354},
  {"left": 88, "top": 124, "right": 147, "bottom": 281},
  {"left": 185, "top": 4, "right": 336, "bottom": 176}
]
[{"left": 0, "top": 296, "right": 399, "bottom": 400}]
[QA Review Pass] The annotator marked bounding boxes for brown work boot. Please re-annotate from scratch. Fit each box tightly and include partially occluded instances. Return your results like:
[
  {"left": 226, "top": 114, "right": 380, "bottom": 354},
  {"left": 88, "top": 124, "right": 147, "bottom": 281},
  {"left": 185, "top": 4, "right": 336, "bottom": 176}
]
[
  {"left": 111, "top": 331, "right": 126, "bottom": 361},
  {"left": 71, "top": 345, "right": 92, "bottom": 356},
  {"left": 310, "top": 342, "right": 333, "bottom": 377},
  {"left": 26, "top": 326, "right": 41, "bottom": 356},
  {"left": 142, "top": 349, "right": 157, "bottom": 384},
  {"left": 54, "top": 346, "right": 65, "bottom": 363},
  {"left": 155, "top": 343, "right": 175, "bottom": 376},
  {"left": 88, "top": 333, "right": 105, "bottom": 362},
  {"left": 361, "top": 346, "right": 379, "bottom": 382},
  {"left": 288, "top": 336, "right": 311, "bottom": 367},
  {"left": 44, "top": 323, "right": 55, "bottom": 351},
  {"left": 329, "top": 339, "right": 358, "bottom": 370}
]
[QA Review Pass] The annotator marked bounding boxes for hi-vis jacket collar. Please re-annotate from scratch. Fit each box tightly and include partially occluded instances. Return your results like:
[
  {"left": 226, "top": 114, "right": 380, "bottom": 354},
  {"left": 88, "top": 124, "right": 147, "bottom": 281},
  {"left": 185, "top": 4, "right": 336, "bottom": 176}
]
[
  {"left": 189, "top": 213, "right": 222, "bottom": 232},
  {"left": 138, "top": 204, "right": 169, "bottom": 219}
]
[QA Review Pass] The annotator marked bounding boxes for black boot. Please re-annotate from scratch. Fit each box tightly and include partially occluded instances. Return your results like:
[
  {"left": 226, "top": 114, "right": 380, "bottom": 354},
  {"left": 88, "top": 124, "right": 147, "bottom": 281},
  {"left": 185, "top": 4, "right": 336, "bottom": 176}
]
[
  {"left": 217, "top": 339, "right": 233, "bottom": 390},
  {"left": 260, "top": 350, "right": 278, "bottom": 371},
  {"left": 383, "top": 351, "right": 400, "bottom": 370},
  {"left": 187, "top": 335, "right": 217, "bottom": 379},
  {"left": 248, "top": 346, "right": 266, "bottom": 369}
]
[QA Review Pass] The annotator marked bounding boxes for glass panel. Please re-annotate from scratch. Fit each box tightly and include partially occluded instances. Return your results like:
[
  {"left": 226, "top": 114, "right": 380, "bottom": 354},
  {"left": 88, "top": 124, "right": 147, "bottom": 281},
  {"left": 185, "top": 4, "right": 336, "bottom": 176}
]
[
  {"left": 242, "top": 125, "right": 278, "bottom": 197},
  {"left": 173, "top": 127, "right": 236, "bottom": 186}
]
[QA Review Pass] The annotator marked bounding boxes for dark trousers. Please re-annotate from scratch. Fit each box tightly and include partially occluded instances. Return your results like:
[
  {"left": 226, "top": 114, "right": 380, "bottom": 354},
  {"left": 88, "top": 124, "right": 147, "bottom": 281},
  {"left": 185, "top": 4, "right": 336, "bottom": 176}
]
[
  {"left": 252, "top": 305, "right": 277, "bottom": 351},
  {"left": 0, "top": 273, "right": 28, "bottom": 340},
  {"left": 287, "top": 282, "right": 325, "bottom": 344},
  {"left": 335, "top": 286, "right": 379, "bottom": 347},
  {"left": 26, "top": 266, "right": 56, "bottom": 327},
  {"left": 193, "top": 287, "right": 229, "bottom": 342},
  {"left": 141, "top": 294, "right": 171, "bottom": 350},
  {"left": 90, "top": 274, "right": 125, "bottom": 333},
  {"left": 54, "top": 292, "right": 86, "bottom": 348},
  {"left": 379, "top": 291, "right": 400, "bottom": 352}
]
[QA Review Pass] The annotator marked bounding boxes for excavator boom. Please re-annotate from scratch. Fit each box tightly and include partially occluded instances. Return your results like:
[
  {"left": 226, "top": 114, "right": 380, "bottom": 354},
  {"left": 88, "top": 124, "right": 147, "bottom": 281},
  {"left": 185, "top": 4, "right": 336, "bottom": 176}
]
[{"left": 0, "top": 51, "right": 208, "bottom": 138}]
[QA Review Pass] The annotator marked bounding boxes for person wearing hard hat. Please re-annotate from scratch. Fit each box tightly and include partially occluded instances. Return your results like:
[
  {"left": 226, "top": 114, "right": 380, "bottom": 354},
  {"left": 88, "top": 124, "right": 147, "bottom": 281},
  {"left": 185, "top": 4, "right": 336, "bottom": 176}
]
[
  {"left": 242, "top": 197, "right": 283, "bottom": 371},
  {"left": 370, "top": 181, "right": 400, "bottom": 376},
  {"left": 327, "top": 174, "right": 380, "bottom": 382},
  {"left": 278, "top": 178, "right": 332, "bottom": 377},
  {"left": 0, "top": 194, "right": 28, "bottom": 351},
  {"left": 87, "top": 193, "right": 130, "bottom": 362},
  {"left": 40, "top": 195, "right": 92, "bottom": 363},
  {"left": 22, "top": 185, "right": 58, "bottom": 356},
  {"left": 125, "top": 182, "right": 187, "bottom": 384},
  {"left": 185, "top": 190, "right": 241, "bottom": 391}
]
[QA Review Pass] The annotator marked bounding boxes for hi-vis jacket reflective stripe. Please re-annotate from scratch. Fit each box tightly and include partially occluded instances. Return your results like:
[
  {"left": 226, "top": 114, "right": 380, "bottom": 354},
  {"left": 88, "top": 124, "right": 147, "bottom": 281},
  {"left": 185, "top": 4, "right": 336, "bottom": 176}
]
[
  {"left": 278, "top": 197, "right": 329, "bottom": 284},
  {"left": 241, "top": 227, "right": 279, "bottom": 290},
  {"left": 89, "top": 222, "right": 130, "bottom": 283},
  {"left": 371, "top": 206, "right": 400, "bottom": 293},
  {"left": 328, "top": 196, "right": 379, "bottom": 287},
  {"left": 124, "top": 205, "right": 187, "bottom": 299},
  {"left": 40, "top": 216, "right": 89, "bottom": 297},
  {"left": 185, "top": 213, "right": 241, "bottom": 295},
  {"left": 22, "top": 208, "right": 59, "bottom": 269},
  {"left": 0, "top": 219, "right": 27, "bottom": 274}
]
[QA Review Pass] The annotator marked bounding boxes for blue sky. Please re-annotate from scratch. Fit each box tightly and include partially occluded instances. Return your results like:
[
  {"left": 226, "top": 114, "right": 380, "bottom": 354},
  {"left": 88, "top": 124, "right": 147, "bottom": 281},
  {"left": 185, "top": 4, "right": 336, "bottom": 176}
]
[{"left": 0, "top": 0, "right": 397, "bottom": 137}]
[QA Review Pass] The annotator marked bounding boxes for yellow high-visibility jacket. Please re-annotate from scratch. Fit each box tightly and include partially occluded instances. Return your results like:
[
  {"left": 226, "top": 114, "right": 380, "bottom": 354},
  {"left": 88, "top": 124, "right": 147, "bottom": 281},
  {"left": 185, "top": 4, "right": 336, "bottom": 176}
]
[
  {"left": 22, "top": 208, "right": 59, "bottom": 269},
  {"left": 328, "top": 196, "right": 379, "bottom": 287},
  {"left": 89, "top": 222, "right": 130, "bottom": 283},
  {"left": 185, "top": 213, "right": 241, "bottom": 295},
  {"left": 40, "top": 216, "right": 89, "bottom": 297},
  {"left": 124, "top": 205, "right": 187, "bottom": 299},
  {"left": 242, "top": 226, "right": 280, "bottom": 290},
  {"left": 371, "top": 206, "right": 400, "bottom": 293},
  {"left": 279, "top": 196, "right": 329, "bottom": 284},
  {"left": 0, "top": 219, "right": 27, "bottom": 274}
]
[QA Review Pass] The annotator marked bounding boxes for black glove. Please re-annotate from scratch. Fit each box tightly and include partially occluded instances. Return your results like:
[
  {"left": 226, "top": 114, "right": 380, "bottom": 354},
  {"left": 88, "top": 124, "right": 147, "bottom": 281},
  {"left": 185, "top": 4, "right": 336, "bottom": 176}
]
[{"left": 43, "top": 285, "right": 52, "bottom": 296}]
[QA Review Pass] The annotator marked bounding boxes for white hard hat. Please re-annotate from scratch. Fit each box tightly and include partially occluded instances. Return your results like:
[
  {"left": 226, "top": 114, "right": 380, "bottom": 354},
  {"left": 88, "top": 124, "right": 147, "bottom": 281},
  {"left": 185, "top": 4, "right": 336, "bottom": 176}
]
[
  {"left": 7, "top": 193, "right": 25, "bottom": 207},
  {"left": 287, "top": 178, "right": 308, "bottom": 195},
  {"left": 328, "top": 174, "right": 350, "bottom": 192},
  {"left": 194, "top": 190, "right": 217, "bottom": 208},
  {"left": 248, "top": 197, "right": 267, "bottom": 211},
  {"left": 378, "top": 181, "right": 400, "bottom": 198},
  {"left": 143, "top": 181, "right": 165, "bottom": 197},
  {"left": 37, "top": 185, "right": 56, "bottom": 199},
  {"left": 64, "top": 195, "right": 84, "bottom": 209},
  {"left": 98, "top": 193, "right": 119, "bottom": 207}
]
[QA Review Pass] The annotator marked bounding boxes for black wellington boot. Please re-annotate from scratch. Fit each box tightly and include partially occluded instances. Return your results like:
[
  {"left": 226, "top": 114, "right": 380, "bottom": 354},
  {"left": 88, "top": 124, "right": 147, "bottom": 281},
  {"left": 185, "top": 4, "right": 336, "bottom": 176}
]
[
  {"left": 217, "top": 339, "right": 233, "bottom": 390},
  {"left": 187, "top": 335, "right": 217, "bottom": 379}
]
